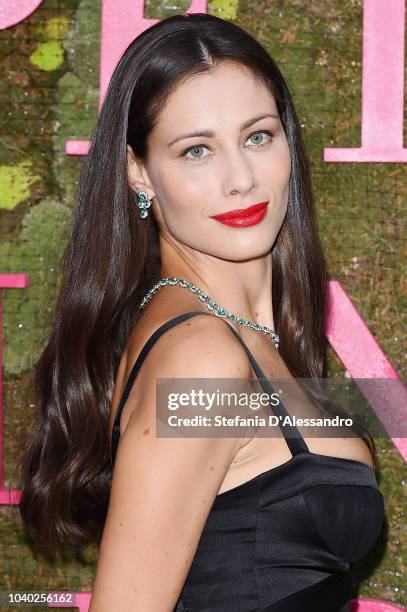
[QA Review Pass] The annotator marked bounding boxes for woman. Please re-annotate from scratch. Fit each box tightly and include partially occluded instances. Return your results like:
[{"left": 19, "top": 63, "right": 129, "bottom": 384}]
[{"left": 18, "top": 13, "right": 384, "bottom": 611}]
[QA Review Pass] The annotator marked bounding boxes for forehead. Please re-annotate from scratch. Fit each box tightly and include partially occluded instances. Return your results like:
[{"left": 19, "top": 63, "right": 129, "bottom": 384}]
[{"left": 151, "top": 61, "right": 278, "bottom": 138}]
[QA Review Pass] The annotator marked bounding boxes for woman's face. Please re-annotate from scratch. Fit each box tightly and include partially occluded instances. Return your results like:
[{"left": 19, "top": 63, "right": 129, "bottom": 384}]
[{"left": 130, "top": 61, "right": 291, "bottom": 261}]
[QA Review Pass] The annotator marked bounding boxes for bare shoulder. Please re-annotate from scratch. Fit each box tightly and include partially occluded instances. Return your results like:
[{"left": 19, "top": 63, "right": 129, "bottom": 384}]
[
  {"left": 109, "top": 303, "right": 253, "bottom": 443},
  {"left": 134, "top": 311, "right": 252, "bottom": 380},
  {"left": 91, "top": 313, "right": 253, "bottom": 610},
  {"left": 120, "top": 310, "right": 253, "bottom": 409}
]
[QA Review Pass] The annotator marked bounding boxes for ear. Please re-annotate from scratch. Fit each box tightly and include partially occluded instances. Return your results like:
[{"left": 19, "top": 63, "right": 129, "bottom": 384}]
[{"left": 126, "top": 144, "right": 156, "bottom": 199}]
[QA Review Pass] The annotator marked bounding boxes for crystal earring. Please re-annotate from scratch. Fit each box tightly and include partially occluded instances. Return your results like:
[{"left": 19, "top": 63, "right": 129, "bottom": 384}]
[{"left": 136, "top": 191, "right": 151, "bottom": 219}]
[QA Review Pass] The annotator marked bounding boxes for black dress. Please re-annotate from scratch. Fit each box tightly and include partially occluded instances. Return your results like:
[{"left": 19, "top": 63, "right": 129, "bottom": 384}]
[{"left": 111, "top": 311, "right": 385, "bottom": 612}]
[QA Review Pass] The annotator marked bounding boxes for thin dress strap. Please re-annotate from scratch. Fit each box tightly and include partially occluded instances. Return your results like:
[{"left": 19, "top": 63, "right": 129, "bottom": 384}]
[{"left": 110, "top": 311, "right": 309, "bottom": 467}]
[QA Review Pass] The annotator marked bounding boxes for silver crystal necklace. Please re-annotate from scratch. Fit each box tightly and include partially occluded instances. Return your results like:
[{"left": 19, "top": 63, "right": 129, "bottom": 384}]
[{"left": 138, "top": 276, "right": 280, "bottom": 351}]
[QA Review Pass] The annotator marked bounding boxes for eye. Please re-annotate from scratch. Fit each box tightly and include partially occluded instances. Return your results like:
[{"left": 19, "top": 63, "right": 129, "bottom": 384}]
[
  {"left": 184, "top": 145, "right": 210, "bottom": 162},
  {"left": 245, "top": 130, "right": 273, "bottom": 147},
  {"left": 182, "top": 130, "right": 273, "bottom": 162}
]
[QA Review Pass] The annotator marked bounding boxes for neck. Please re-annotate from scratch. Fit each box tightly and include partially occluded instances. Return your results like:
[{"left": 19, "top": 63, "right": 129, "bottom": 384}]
[{"left": 159, "top": 240, "right": 274, "bottom": 329}]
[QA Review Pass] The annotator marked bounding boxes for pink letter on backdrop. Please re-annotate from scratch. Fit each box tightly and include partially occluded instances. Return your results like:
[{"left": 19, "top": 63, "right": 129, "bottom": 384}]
[
  {"left": 100, "top": 0, "right": 207, "bottom": 105},
  {"left": 46, "top": 593, "right": 407, "bottom": 611},
  {"left": 324, "top": 0, "right": 407, "bottom": 163},
  {"left": 325, "top": 281, "right": 407, "bottom": 463},
  {"left": 66, "top": 0, "right": 207, "bottom": 155},
  {"left": 48, "top": 592, "right": 91, "bottom": 611},
  {"left": 0, "top": 0, "right": 44, "bottom": 29},
  {"left": 47, "top": 594, "right": 407, "bottom": 611},
  {"left": 0, "top": 274, "right": 30, "bottom": 505},
  {"left": 350, "top": 600, "right": 407, "bottom": 611}
]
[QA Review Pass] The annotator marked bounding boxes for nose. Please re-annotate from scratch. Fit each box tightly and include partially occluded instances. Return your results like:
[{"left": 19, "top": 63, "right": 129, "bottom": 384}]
[{"left": 220, "top": 148, "right": 258, "bottom": 197}]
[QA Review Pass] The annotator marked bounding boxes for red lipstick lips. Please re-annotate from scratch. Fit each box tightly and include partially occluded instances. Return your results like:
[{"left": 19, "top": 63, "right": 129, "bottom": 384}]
[{"left": 210, "top": 201, "right": 269, "bottom": 227}]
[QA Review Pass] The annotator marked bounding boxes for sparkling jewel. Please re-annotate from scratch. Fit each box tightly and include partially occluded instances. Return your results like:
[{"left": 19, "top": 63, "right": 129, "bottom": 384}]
[
  {"left": 137, "top": 191, "right": 151, "bottom": 219},
  {"left": 138, "top": 276, "right": 279, "bottom": 350}
]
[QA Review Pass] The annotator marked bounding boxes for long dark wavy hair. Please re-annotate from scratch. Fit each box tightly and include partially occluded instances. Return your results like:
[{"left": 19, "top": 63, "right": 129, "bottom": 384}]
[{"left": 16, "top": 12, "right": 377, "bottom": 548}]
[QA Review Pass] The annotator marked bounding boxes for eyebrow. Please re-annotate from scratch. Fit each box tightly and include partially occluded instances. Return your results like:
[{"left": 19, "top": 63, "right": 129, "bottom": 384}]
[{"left": 167, "top": 113, "right": 280, "bottom": 147}]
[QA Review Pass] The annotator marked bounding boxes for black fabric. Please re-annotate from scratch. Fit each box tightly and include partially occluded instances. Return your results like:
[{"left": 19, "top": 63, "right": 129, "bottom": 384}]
[{"left": 111, "top": 311, "right": 385, "bottom": 611}]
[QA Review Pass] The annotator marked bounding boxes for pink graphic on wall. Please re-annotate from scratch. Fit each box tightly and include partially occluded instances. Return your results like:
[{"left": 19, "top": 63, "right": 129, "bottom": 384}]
[
  {"left": 324, "top": 0, "right": 407, "bottom": 163},
  {"left": 47, "top": 592, "right": 92, "bottom": 611},
  {"left": 325, "top": 281, "right": 407, "bottom": 463},
  {"left": 45, "top": 593, "right": 407, "bottom": 611},
  {"left": 0, "top": 274, "right": 29, "bottom": 505},
  {"left": 0, "top": 0, "right": 44, "bottom": 30},
  {"left": 349, "top": 601, "right": 407, "bottom": 612}
]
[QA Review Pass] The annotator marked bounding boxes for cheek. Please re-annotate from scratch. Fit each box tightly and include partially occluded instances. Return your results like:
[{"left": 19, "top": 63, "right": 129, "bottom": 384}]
[
  {"left": 158, "top": 164, "right": 214, "bottom": 217},
  {"left": 154, "top": 167, "right": 213, "bottom": 226},
  {"left": 259, "top": 141, "right": 291, "bottom": 190}
]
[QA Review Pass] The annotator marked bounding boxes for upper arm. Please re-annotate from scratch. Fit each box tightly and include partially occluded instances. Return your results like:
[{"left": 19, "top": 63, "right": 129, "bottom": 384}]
[{"left": 90, "top": 316, "right": 252, "bottom": 611}]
